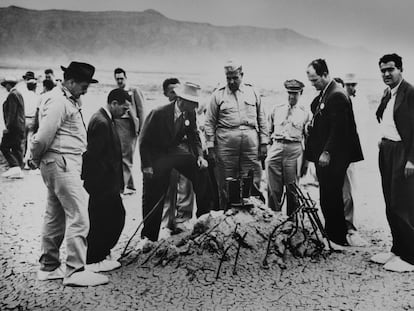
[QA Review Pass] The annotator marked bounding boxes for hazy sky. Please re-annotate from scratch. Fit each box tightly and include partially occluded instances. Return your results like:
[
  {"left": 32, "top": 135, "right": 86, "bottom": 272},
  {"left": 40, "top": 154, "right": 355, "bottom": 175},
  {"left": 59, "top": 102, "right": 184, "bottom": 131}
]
[{"left": 1, "top": 0, "right": 414, "bottom": 55}]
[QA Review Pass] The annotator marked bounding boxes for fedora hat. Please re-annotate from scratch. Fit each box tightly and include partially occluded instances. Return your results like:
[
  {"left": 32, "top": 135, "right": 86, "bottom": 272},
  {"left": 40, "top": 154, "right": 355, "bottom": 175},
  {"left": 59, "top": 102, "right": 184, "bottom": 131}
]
[
  {"left": 175, "top": 82, "right": 201, "bottom": 103},
  {"left": 344, "top": 73, "right": 357, "bottom": 85},
  {"left": 1, "top": 76, "right": 18, "bottom": 87},
  {"left": 60, "top": 61, "right": 98, "bottom": 83},
  {"left": 22, "top": 71, "right": 35, "bottom": 80}
]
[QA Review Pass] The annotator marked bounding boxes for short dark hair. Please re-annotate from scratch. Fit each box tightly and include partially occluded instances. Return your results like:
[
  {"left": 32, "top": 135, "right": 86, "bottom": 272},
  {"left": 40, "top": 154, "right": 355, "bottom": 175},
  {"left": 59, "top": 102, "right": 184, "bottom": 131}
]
[
  {"left": 107, "top": 88, "right": 131, "bottom": 104},
  {"left": 162, "top": 78, "right": 180, "bottom": 94},
  {"left": 43, "top": 79, "right": 55, "bottom": 91},
  {"left": 27, "top": 82, "right": 37, "bottom": 91},
  {"left": 114, "top": 68, "right": 126, "bottom": 77},
  {"left": 333, "top": 77, "right": 344, "bottom": 87},
  {"left": 379, "top": 53, "right": 403, "bottom": 69},
  {"left": 308, "top": 58, "right": 329, "bottom": 76},
  {"left": 45, "top": 68, "right": 54, "bottom": 75}
]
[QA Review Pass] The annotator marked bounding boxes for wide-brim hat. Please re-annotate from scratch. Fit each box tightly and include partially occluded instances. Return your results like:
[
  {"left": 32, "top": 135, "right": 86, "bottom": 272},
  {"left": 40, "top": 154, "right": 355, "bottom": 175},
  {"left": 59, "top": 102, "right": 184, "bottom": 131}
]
[
  {"left": 175, "top": 82, "right": 201, "bottom": 103},
  {"left": 344, "top": 73, "right": 357, "bottom": 85},
  {"left": 61, "top": 61, "right": 98, "bottom": 83},
  {"left": 22, "top": 71, "right": 35, "bottom": 80},
  {"left": 1, "top": 76, "right": 18, "bottom": 87}
]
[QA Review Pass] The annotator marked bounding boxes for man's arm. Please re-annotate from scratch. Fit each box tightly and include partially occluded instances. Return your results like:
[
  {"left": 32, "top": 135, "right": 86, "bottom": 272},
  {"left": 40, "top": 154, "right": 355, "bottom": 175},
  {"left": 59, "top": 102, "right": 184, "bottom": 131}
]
[
  {"left": 85, "top": 118, "right": 108, "bottom": 172},
  {"left": 4, "top": 92, "right": 19, "bottom": 132},
  {"left": 30, "top": 98, "right": 65, "bottom": 163},
  {"left": 139, "top": 109, "right": 156, "bottom": 172},
  {"left": 133, "top": 88, "right": 145, "bottom": 132},
  {"left": 323, "top": 93, "right": 348, "bottom": 154},
  {"left": 254, "top": 90, "right": 269, "bottom": 145},
  {"left": 204, "top": 92, "right": 220, "bottom": 149}
]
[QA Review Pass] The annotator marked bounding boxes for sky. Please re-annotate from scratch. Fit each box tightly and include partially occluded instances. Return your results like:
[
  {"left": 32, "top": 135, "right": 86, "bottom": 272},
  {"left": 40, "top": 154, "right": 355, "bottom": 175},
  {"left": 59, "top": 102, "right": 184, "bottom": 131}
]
[{"left": 1, "top": 0, "right": 414, "bottom": 56}]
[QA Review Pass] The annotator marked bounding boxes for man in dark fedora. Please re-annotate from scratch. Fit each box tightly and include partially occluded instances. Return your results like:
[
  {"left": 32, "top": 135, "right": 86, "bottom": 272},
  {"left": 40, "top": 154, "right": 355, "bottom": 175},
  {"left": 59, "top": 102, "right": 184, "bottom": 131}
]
[
  {"left": 82, "top": 88, "right": 131, "bottom": 273},
  {"left": 31, "top": 61, "right": 108, "bottom": 286},
  {"left": 139, "top": 82, "right": 216, "bottom": 241},
  {"left": 0, "top": 76, "right": 25, "bottom": 179}
]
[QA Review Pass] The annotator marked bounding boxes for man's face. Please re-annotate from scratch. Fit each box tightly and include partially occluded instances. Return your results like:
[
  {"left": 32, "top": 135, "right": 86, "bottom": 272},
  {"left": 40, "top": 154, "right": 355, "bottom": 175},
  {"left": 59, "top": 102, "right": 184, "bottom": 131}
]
[
  {"left": 3, "top": 83, "right": 13, "bottom": 92},
  {"left": 111, "top": 100, "right": 130, "bottom": 118},
  {"left": 115, "top": 73, "right": 126, "bottom": 88},
  {"left": 307, "top": 66, "right": 327, "bottom": 91},
  {"left": 45, "top": 73, "right": 54, "bottom": 81},
  {"left": 380, "top": 61, "right": 402, "bottom": 89},
  {"left": 179, "top": 98, "right": 198, "bottom": 113},
  {"left": 226, "top": 70, "right": 243, "bottom": 92},
  {"left": 345, "top": 83, "right": 357, "bottom": 97},
  {"left": 164, "top": 83, "right": 179, "bottom": 101},
  {"left": 288, "top": 92, "right": 301, "bottom": 106},
  {"left": 67, "top": 80, "right": 90, "bottom": 99}
]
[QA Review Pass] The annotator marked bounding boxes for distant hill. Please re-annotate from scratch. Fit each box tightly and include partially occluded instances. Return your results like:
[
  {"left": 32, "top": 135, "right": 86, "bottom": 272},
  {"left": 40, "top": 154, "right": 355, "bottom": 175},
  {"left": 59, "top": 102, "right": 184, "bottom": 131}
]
[{"left": 0, "top": 6, "right": 375, "bottom": 75}]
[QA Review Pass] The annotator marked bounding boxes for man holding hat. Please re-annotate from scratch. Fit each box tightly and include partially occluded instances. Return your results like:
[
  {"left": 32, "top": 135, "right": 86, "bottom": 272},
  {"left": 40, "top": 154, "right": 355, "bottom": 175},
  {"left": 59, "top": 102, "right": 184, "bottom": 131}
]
[
  {"left": 205, "top": 61, "right": 269, "bottom": 209},
  {"left": 31, "top": 61, "right": 108, "bottom": 286},
  {"left": 139, "top": 82, "right": 215, "bottom": 241},
  {"left": 265, "top": 79, "right": 309, "bottom": 215},
  {"left": 0, "top": 77, "right": 25, "bottom": 178}
]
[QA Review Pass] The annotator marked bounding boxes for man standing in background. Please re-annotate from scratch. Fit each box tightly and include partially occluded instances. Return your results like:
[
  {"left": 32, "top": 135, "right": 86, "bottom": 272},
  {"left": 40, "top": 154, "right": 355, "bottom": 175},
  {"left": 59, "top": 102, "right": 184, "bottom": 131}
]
[{"left": 113, "top": 68, "right": 145, "bottom": 195}]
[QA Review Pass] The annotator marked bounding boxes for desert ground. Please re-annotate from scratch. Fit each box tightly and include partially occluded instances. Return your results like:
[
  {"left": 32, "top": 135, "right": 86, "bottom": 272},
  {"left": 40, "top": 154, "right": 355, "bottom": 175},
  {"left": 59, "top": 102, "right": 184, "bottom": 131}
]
[{"left": 1, "top": 68, "right": 414, "bottom": 310}]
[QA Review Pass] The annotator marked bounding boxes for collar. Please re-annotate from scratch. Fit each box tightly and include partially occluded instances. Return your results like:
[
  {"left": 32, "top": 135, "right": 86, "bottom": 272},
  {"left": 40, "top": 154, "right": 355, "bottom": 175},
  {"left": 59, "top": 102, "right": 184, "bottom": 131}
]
[
  {"left": 226, "top": 83, "right": 245, "bottom": 95},
  {"left": 61, "top": 84, "right": 80, "bottom": 106},
  {"left": 390, "top": 79, "right": 403, "bottom": 96},
  {"left": 103, "top": 107, "right": 112, "bottom": 120},
  {"left": 321, "top": 79, "right": 333, "bottom": 97}
]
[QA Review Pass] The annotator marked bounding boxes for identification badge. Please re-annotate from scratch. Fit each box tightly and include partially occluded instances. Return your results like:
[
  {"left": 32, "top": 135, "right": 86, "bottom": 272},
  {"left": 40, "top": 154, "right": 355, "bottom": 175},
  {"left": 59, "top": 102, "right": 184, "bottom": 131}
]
[{"left": 185, "top": 120, "right": 190, "bottom": 126}]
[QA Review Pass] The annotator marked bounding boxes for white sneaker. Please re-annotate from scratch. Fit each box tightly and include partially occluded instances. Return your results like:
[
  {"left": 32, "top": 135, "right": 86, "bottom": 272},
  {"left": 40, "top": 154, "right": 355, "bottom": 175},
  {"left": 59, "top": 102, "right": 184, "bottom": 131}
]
[
  {"left": 323, "top": 238, "right": 345, "bottom": 251},
  {"left": 63, "top": 270, "right": 109, "bottom": 287},
  {"left": 2, "top": 167, "right": 19, "bottom": 178},
  {"left": 370, "top": 252, "right": 396, "bottom": 264},
  {"left": 346, "top": 231, "right": 368, "bottom": 247},
  {"left": 85, "top": 259, "right": 121, "bottom": 273},
  {"left": 383, "top": 256, "right": 414, "bottom": 272},
  {"left": 8, "top": 167, "right": 24, "bottom": 179},
  {"left": 37, "top": 265, "right": 65, "bottom": 281}
]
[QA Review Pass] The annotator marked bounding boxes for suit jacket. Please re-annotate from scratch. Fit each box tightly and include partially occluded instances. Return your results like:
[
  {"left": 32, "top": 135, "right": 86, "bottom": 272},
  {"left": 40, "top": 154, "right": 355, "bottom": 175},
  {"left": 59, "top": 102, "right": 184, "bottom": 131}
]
[
  {"left": 139, "top": 102, "right": 203, "bottom": 169},
  {"left": 305, "top": 80, "right": 363, "bottom": 164},
  {"left": 376, "top": 79, "right": 414, "bottom": 163},
  {"left": 125, "top": 87, "right": 145, "bottom": 135},
  {"left": 82, "top": 108, "right": 124, "bottom": 195}
]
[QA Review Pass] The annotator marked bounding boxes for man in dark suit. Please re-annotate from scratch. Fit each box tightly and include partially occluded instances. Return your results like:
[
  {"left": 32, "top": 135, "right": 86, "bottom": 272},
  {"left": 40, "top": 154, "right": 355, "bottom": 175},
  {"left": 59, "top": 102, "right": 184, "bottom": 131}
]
[
  {"left": 305, "top": 59, "right": 363, "bottom": 249},
  {"left": 371, "top": 53, "right": 414, "bottom": 272},
  {"left": 139, "top": 82, "right": 215, "bottom": 241},
  {"left": 82, "top": 88, "right": 131, "bottom": 272}
]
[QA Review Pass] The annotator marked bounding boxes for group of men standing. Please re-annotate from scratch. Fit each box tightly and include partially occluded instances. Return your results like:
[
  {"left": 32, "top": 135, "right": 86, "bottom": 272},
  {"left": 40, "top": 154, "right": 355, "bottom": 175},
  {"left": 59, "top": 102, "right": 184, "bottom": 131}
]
[{"left": 2, "top": 51, "right": 414, "bottom": 290}]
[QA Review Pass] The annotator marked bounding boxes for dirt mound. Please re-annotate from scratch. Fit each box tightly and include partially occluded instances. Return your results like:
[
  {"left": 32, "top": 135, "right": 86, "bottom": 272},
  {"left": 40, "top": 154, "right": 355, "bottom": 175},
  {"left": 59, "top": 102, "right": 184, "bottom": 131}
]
[{"left": 121, "top": 198, "right": 326, "bottom": 278}]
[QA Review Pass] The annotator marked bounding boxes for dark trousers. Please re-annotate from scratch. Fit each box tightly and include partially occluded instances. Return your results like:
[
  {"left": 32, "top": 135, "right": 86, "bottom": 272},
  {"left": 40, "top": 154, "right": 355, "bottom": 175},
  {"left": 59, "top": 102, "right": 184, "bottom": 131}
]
[
  {"left": 86, "top": 193, "right": 125, "bottom": 264},
  {"left": 316, "top": 158, "right": 349, "bottom": 245},
  {"left": 0, "top": 131, "right": 24, "bottom": 168},
  {"left": 141, "top": 150, "right": 215, "bottom": 241},
  {"left": 379, "top": 139, "right": 414, "bottom": 264}
]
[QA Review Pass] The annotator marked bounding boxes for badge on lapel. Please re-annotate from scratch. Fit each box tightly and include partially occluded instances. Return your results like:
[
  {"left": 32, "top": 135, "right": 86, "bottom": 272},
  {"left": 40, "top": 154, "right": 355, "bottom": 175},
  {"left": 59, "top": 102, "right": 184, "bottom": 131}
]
[{"left": 184, "top": 119, "right": 190, "bottom": 127}]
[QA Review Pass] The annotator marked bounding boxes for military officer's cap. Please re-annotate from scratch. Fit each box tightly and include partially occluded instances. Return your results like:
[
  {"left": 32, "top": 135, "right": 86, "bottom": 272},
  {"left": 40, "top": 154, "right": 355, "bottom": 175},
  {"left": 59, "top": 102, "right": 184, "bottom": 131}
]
[
  {"left": 284, "top": 79, "right": 305, "bottom": 93},
  {"left": 224, "top": 60, "right": 242, "bottom": 73}
]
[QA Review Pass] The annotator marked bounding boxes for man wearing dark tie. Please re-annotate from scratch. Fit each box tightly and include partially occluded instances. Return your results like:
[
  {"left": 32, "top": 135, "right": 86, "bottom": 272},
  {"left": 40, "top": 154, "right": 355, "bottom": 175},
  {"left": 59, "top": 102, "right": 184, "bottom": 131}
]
[
  {"left": 82, "top": 88, "right": 131, "bottom": 272},
  {"left": 370, "top": 53, "right": 414, "bottom": 272},
  {"left": 139, "top": 82, "right": 215, "bottom": 241},
  {"left": 305, "top": 59, "right": 363, "bottom": 249}
]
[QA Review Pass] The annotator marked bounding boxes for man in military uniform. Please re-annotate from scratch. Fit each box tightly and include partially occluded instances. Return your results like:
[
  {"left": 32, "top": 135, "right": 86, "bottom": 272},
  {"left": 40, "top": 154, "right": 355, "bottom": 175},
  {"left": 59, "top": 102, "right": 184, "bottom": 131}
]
[
  {"left": 205, "top": 61, "right": 268, "bottom": 209},
  {"left": 265, "top": 79, "right": 309, "bottom": 215}
]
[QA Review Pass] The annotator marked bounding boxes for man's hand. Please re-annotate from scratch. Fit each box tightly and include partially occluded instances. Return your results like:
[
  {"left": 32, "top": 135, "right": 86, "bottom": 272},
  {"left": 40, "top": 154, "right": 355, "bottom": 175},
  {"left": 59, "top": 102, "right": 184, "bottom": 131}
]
[
  {"left": 318, "top": 151, "right": 330, "bottom": 167},
  {"left": 405, "top": 160, "right": 414, "bottom": 178},
  {"left": 259, "top": 143, "right": 268, "bottom": 160},
  {"left": 142, "top": 167, "right": 154, "bottom": 179},
  {"left": 197, "top": 156, "right": 208, "bottom": 170},
  {"left": 300, "top": 159, "right": 309, "bottom": 177},
  {"left": 207, "top": 147, "right": 216, "bottom": 164}
]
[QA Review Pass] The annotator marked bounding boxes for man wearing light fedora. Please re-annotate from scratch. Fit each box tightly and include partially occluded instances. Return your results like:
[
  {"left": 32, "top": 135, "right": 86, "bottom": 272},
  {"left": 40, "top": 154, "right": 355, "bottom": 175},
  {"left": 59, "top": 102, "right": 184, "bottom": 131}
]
[
  {"left": 31, "top": 61, "right": 108, "bottom": 286},
  {"left": 139, "top": 82, "right": 216, "bottom": 241},
  {"left": 0, "top": 77, "right": 25, "bottom": 179}
]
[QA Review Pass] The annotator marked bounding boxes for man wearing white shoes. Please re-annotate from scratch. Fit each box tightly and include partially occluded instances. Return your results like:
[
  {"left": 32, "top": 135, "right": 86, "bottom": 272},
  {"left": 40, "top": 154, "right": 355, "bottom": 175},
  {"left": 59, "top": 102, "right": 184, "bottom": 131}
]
[
  {"left": 0, "top": 77, "right": 25, "bottom": 179},
  {"left": 82, "top": 89, "right": 131, "bottom": 272},
  {"left": 31, "top": 62, "right": 108, "bottom": 286},
  {"left": 371, "top": 53, "right": 414, "bottom": 272}
]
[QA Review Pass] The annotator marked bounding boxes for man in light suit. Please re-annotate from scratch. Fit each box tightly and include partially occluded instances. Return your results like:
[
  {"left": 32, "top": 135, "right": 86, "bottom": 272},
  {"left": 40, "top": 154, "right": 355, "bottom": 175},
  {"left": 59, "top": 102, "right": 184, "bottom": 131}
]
[
  {"left": 139, "top": 82, "right": 215, "bottom": 241},
  {"left": 114, "top": 68, "right": 145, "bottom": 194},
  {"left": 371, "top": 53, "right": 414, "bottom": 272},
  {"left": 305, "top": 59, "right": 363, "bottom": 249},
  {"left": 82, "top": 88, "right": 131, "bottom": 272}
]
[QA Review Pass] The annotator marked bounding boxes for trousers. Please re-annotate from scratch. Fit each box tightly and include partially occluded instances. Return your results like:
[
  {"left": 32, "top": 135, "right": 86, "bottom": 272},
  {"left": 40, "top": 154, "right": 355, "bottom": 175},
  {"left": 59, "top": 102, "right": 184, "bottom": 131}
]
[{"left": 0, "top": 131, "right": 24, "bottom": 168}]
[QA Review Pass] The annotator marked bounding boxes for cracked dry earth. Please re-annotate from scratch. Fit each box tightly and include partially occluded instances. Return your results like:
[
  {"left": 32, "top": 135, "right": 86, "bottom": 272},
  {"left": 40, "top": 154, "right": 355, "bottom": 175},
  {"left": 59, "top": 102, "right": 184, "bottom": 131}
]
[{"left": 1, "top": 153, "right": 414, "bottom": 311}]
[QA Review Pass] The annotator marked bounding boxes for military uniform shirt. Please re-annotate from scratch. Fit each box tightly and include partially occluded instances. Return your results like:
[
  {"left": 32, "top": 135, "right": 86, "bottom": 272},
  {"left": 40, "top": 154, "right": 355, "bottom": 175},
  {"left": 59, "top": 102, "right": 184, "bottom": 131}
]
[{"left": 269, "top": 103, "right": 309, "bottom": 142}]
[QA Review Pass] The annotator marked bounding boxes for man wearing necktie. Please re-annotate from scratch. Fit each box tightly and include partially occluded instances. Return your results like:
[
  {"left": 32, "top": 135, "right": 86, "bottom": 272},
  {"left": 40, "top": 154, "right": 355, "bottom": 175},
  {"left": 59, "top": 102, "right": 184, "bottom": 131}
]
[
  {"left": 370, "top": 53, "right": 414, "bottom": 272},
  {"left": 305, "top": 59, "right": 363, "bottom": 250},
  {"left": 139, "top": 82, "right": 215, "bottom": 241},
  {"left": 204, "top": 60, "right": 269, "bottom": 209},
  {"left": 265, "top": 79, "right": 309, "bottom": 215}
]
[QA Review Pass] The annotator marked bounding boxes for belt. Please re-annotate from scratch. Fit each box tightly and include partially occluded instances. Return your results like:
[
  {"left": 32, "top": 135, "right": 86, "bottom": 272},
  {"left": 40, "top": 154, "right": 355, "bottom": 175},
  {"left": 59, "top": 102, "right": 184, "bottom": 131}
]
[
  {"left": 273, "top": 138, "right": 300, "bottom": 144},
  {"left": 25, "top": 116, "right": 35, "bottom": 118}
]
